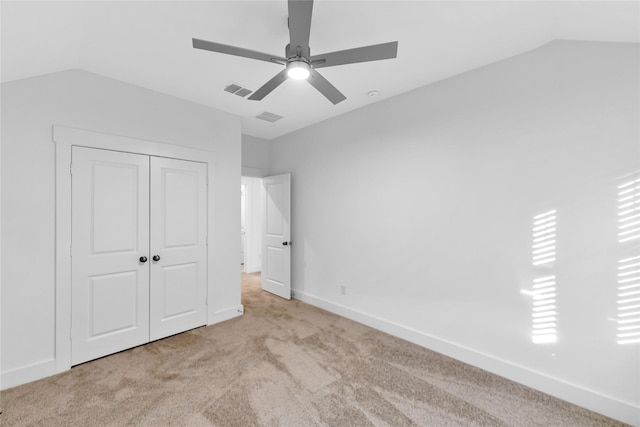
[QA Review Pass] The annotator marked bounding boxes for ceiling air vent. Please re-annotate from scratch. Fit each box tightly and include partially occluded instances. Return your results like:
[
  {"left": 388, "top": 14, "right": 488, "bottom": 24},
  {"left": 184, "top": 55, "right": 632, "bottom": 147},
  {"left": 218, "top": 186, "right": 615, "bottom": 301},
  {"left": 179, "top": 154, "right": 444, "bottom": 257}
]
[
  {"left": 223, "top": 82, "right": 253, "bottom": 97},
  {"left": 235, "top": 88, "right": 252, "bottom": 97},
  {"left": 256, "top": 112, "right": 283, "bottom": 123},
  {"left": 224, "top": 83, "right": 242, "bottom": 93}
]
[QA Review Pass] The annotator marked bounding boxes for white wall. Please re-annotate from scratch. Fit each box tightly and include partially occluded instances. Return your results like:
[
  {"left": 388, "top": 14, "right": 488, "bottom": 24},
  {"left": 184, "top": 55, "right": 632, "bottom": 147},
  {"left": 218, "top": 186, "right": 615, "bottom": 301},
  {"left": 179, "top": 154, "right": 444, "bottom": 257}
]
[
  {"left": 269, "top": 41, "right": 640, "bottom": 425},
  {"left": 1, "top": 69, "right": 242, "bottom": 387},
  {"left": 242, "top": 134, "right": 270, "bottom": 177}
]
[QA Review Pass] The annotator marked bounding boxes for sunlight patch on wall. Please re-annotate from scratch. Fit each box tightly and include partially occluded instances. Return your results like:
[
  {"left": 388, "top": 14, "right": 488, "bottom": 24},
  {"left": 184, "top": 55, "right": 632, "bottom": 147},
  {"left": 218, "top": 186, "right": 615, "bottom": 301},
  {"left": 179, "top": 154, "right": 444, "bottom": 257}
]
[
  {"left": 531, "top": 275, "right": 557, "bottom": 344},
  {"left": 617, "top": 255, "right": 640, "bottom": 344},
  {"left": 618, "top": 177, "right": 640, "bottom": 243},
  {"left": 529, "top": 209, "right": 558, "bottom": 344},
  {"left": 532, "top": 210, "right": 556, "bottom": 266},
  {"left": 617, "top": 175, "right": 640, "bottom": 344}
]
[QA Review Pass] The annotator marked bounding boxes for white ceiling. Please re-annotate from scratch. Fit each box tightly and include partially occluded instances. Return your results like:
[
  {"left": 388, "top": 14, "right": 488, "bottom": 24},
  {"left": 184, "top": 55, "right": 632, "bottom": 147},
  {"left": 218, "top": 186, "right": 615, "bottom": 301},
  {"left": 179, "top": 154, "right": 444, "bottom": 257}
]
[{"left": 2, "top": 1, "right": 638, "bottom": 140}]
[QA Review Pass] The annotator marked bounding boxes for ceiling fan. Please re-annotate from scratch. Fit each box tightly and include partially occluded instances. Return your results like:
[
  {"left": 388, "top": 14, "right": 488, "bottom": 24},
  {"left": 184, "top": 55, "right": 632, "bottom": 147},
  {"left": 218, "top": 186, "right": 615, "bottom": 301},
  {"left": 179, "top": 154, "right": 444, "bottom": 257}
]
[{"left": 192, "top": 0, "right": 398, "bottom": 105}]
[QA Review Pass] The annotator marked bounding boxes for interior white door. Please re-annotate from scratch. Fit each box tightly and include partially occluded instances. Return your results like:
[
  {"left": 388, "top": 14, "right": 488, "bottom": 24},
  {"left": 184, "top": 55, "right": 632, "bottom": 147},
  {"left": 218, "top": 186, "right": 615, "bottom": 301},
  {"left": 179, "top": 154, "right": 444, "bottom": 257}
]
[
  {"left": 71, "top": 147, "right": 150, "bottom": 365},
  {"left": 149, "top": 157, "right": 208, "bottom": 341},
  {"left": 261, "top": 173, "right": 291, "bottom": 299}
]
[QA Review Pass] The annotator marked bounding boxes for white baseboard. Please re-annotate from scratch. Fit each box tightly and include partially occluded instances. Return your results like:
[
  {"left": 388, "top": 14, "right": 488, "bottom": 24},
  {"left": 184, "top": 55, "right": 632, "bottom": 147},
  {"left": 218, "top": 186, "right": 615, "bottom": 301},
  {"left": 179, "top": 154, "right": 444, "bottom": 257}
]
[
  {"left": 293, "top": 289, "right": 639, "bottom": 427},
  {"left": 1, "top": 358, "right": 57, "bottom": 390},
  {"left": 208, "top": 304, "right": 244, "bottom": 325}
]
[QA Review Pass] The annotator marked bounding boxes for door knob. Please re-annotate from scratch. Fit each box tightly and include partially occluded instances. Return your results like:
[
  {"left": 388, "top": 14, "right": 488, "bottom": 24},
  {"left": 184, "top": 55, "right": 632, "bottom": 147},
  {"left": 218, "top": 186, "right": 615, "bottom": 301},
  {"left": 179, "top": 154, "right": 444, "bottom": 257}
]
[
  {"left": 152, "top": 255, "right": 161, "bottom": 262},
  {"left": 282, "top": 241, "right": 292, "bottom": 246},
  {"left": 139, "top": 256, "right": 148, "bottom": 263}
]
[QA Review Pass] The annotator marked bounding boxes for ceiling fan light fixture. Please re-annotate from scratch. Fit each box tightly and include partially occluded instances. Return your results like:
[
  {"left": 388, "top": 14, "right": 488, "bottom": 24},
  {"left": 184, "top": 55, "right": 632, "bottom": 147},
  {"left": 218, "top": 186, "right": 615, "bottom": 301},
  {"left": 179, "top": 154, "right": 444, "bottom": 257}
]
[{"left": 286, "top": 60, "right": 310, "bottom": 80}]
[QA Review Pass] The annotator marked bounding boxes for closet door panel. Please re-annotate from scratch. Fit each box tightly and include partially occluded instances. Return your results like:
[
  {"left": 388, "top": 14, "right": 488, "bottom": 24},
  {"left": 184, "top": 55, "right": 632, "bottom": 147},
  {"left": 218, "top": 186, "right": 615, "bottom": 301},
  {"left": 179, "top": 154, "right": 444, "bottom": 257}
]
[
  {"left": 71, "top": 147, "right": 150, "bottom": 365},
  {"left": 149, "top": 157, "right": 207, "bottom": 341}
]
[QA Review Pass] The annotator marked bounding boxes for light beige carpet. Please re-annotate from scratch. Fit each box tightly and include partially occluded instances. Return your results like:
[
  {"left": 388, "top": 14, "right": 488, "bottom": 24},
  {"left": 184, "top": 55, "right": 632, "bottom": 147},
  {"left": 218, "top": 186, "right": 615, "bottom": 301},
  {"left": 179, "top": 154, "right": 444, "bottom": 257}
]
[{"left": 0, "top": 271, "right": 627, "bottom": 426}]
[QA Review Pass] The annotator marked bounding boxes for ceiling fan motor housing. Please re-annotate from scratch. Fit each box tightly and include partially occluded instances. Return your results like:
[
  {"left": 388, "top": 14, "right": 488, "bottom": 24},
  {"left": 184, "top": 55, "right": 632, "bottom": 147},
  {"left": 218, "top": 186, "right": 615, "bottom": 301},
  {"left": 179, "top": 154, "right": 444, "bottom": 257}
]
[
  {"left": 285, "top": 43, "right": 310, "bottom": 60},
  {"left": 285, "top": 43, "right": 312, "bottom": 80}
]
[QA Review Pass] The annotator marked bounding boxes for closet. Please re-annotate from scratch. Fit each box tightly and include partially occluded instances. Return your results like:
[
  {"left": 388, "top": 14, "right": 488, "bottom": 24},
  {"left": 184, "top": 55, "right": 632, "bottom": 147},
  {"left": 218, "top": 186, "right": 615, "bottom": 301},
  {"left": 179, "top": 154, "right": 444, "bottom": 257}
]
[{"left": 70, "top": 146, "right": 207, "bottom": 365}]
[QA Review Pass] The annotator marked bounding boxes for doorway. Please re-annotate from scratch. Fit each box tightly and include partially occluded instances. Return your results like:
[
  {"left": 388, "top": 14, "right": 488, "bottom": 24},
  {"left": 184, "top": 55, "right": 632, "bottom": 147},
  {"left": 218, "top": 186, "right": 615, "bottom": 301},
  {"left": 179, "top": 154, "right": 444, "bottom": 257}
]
[
  {"left": 241, "top": 183, "right": 247, "bottom": 267},
  {"left": 241, "top": 176, "right": 263, "bottom": 274},
  {"left": 240, "top": 174, "right": 291, "bottom": 300}
]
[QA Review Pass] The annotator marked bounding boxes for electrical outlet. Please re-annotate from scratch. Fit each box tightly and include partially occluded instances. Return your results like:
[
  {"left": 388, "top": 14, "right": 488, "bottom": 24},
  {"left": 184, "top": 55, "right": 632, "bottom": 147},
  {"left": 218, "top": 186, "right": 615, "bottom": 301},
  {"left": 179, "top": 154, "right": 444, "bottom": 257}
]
[
  {"left": 340, "top": 285, "right": 347, "bottom": 295},
  {"left": 237, "top": 307, "right": 244, "bottom": 315}
]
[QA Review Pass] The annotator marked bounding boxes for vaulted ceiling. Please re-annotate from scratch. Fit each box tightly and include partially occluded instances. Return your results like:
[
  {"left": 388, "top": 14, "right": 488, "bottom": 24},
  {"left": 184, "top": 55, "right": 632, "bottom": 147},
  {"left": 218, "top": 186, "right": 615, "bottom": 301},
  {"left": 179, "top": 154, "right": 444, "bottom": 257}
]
[{"left": 2, "top": 1, "right": 638, "bottom": 139}]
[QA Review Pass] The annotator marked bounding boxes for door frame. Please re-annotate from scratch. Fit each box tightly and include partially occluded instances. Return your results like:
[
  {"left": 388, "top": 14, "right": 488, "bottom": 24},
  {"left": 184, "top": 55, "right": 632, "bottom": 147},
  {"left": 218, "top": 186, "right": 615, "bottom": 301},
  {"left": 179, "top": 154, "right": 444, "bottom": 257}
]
[{"left": 54, "top": 126, "right": 216, "bottom": 373}]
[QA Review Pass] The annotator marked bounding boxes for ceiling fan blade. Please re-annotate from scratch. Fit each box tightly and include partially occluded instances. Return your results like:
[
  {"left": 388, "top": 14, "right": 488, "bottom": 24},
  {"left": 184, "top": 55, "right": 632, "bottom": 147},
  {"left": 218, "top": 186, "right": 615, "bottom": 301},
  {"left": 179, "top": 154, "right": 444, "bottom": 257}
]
[
  {"left": 311, "top": 41, "right": 398, "bottom": 69},
  {"left": 288, "top": 0, "right": 313, "bottom": 51},
  {"left": 193, "top": 38, "right": 286, "bottom": 64},
  {"left": 248, "top": 69, "right": 289, "bottom": 101},
  {"left": 307, "top": 68, "right": 346, "bottom": 105}
]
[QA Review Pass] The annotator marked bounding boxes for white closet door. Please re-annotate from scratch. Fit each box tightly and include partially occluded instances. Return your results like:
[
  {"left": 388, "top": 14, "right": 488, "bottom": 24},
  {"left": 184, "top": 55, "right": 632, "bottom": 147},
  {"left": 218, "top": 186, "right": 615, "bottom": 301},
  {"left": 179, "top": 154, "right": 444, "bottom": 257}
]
[
  {"left": 71, "top": 147, "right": 150, "bottom": 365},
  {"left": 149, "top": 157, "right": 208, "bottom": 341}
]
